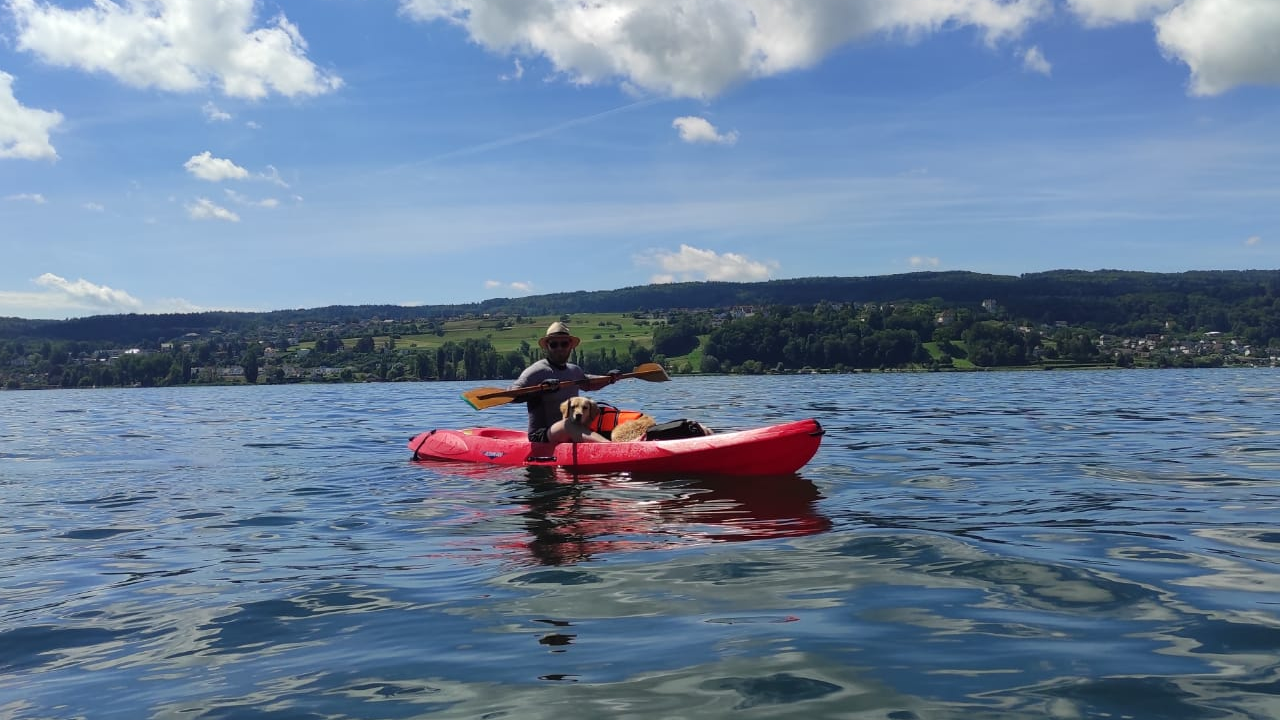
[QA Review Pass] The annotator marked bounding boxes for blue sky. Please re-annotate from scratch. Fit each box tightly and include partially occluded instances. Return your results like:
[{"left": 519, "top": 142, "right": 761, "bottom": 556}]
[{"left": 1, "top": 0, "right": 1277, "bottom": 319}]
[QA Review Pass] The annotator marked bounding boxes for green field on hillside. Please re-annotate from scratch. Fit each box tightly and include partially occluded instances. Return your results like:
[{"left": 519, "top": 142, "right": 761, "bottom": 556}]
[
  {"left": 371, "top": 313, "right": 657, "bottom": 355},
  {"left": 922, "top": 341, "right": 977, "bottom": 369}
]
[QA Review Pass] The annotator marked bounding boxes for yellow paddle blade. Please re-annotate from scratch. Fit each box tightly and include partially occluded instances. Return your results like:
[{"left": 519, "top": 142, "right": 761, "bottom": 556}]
[{"left": 461, "top": 386, "right": 536, "bottom": 410}]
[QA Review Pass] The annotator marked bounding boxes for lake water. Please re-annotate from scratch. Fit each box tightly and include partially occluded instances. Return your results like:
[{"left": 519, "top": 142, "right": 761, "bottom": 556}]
[{"left": 3, "top": 370, "right": 1280, "bottom": 719}]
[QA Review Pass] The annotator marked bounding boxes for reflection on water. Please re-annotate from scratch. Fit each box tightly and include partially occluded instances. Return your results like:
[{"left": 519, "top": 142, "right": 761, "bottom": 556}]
[
  {"left": 512, "top": 468, "right": 832, "bottom": 565},
  {"left": 4, "top": 371, "right": 1280, "bottom": 718}
]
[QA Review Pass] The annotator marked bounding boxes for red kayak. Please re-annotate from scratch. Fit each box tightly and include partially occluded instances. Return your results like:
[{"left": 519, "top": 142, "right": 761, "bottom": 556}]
[{"left": 408, "top": 418, "right": 824, "bottom": 476}]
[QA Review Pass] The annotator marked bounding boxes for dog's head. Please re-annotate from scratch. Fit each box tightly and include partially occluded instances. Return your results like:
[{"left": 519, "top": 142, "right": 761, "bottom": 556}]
[{"left": 559, "top": 396, "right": 600, "bottom": 427}]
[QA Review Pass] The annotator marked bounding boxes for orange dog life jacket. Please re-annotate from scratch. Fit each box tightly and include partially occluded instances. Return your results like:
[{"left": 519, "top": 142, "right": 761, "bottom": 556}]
[{"left": 591, "top": 405, "right": 648, "bottom": 434}]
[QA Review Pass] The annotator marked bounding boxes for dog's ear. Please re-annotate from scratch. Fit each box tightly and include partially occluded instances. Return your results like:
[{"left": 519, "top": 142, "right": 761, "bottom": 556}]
[
  {"left": 559, "top": 399, "right": 569, "bottom": 418},
  {"left": 588, "top": 400, "right": 600, "bottom": 421}
]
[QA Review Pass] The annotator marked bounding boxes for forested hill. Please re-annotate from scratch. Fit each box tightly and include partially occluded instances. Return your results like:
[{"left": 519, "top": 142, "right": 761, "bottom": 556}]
[{"left": 4, "top": 269, "right": 1279, "bottom": 344}]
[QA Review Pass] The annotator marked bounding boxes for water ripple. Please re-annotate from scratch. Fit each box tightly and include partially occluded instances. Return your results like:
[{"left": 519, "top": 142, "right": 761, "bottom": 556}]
[{"left": 4, "top": 371, "right": 1280, "bottom": 718}]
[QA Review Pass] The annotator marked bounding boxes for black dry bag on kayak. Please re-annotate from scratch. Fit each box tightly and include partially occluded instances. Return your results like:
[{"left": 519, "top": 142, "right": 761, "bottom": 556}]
[{"left": 644, "top": 419, "right": 713, "bottom": 441}]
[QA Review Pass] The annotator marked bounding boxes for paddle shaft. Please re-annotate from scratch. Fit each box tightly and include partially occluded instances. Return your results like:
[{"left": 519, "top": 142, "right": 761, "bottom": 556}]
[{"left": 463, "top": 363, "right": 669, "bottom": 410}]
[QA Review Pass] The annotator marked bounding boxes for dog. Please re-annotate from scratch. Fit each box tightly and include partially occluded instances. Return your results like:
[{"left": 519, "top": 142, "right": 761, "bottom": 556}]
[
  {"left": 610, "top": 414, "right": 656, "bottom": 442},
  {"left": 557, "top": 396, "right": 611, "bottom": 443},
  {"left": 612, "top": 415, "right": 718, "bottom": 442}
]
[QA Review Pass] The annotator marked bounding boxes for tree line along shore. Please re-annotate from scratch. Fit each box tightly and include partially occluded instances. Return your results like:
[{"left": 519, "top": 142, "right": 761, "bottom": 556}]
[{"left": 3, "top": 269, "right": 1279, "bottom": 389}]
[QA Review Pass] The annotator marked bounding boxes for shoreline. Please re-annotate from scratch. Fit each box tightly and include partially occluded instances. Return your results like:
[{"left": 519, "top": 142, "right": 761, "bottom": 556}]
[{"left": 5, "top": 361, "right": 1276, "bottom": 392}]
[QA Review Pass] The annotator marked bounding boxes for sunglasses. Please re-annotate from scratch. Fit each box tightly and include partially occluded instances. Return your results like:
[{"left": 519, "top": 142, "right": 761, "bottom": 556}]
[{"left": 547, "top": 340, "right": 572, "bottom": 349}]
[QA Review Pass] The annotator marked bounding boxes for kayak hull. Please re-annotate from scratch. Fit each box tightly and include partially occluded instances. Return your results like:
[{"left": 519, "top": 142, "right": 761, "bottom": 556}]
[{"left": 409, "top": 418, "right": 824, "bottom": 476}]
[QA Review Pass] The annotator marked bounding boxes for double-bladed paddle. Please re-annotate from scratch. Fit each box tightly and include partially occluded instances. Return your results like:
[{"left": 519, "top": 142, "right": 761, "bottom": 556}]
[{"left": 462, "top": 362, "right": 670, "bottom": 410}]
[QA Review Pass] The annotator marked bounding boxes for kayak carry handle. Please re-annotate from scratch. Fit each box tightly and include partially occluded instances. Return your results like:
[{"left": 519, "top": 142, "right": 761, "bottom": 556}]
[{"left": 410, "top": 429, "right": 437, "bottom": 460}]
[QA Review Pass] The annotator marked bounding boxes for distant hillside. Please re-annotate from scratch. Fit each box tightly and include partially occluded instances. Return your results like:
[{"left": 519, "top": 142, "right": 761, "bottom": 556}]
[{"left": 4, "top": 269, "right": 1279, "bottom": 345}]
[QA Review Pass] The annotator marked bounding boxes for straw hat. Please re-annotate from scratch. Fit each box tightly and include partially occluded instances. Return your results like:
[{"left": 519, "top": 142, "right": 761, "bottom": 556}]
[{"left": 538, "top": 321, "right": 580, "bottom": 350}]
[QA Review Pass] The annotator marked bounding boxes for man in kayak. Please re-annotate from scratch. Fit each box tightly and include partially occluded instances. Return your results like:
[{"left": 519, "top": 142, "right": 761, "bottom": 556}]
[{"left": 511, "top": 321, "right": 618, "bottom": 443}]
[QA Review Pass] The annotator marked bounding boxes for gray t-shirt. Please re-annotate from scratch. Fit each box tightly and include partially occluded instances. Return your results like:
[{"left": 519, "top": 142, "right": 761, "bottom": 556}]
[{"left": 511, "top": 359, "right": 588, "bottom": 439}]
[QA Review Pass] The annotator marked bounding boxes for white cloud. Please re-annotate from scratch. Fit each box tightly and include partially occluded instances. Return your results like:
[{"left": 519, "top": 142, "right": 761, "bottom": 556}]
[
  {"left": 186, "top": 197, "right": 240, "bottom": 222},
  {"left": 224, "top": 189, "right": 278, "bottom": 208},
  {"left": 5, "top": 192, "right": 47, "bottom": 203},
  {"left": 484, "top": 279, "right": 534, "bottom": 294},
  {"left": 0, "top": 289, "right": 68, "bottom": 317},
  {"left": 203, "top": 101, "right": 232, "bottom": 122},
  {"left": 1246, "top": 235, "right": 1262, "bottom": 246},
  {"left": 640, "top": 244, "right": 776, "bottom": 283},
  {"left": 260, "top": 165, "right": 289, "bottom": 188},
  {"left": 10, "top": 0, "right": 342, "bottom": 99},
  {"left": 33, "top": 272, "right": 144, "bottom": 311},
  {"left": 909, "top": 256, "right": 941, "bottom": 268},
  {"left": 400, "top": 0, "right": 1048, "bottom": 98},
  {"left": 0, "top": 70, "right": 63, "bottom": 161},
  {"left": 84, "top": 202, "right": 105, "bottom": 211},
  {"left": 401, "top": 0, "right": 1277, "bottom": 98},
  {"left": 1064, "top": 0, "right": 1280, "bottom": 95},
  {"left": 1065, "top": 0, "right": 1181, "bottom": 26},
  {"left": 500, "top": 58, "right": 524, "bottom": 81},
  {"left": 1155, "top": 0, "right": 1280, "bottom": 96},
  {"left": 1022, "top": 46, "right": 1052, "bottom": 76},
  {"left": 150, "top": 297, "right": 207, "bottom": 313},
  {"left": 672, "top": 116, "right": 738, "bottom": 145},
  {"left": 184, "top": 151, "right": 248, "bottom": 181},
  {"left": 0, "top": 274, "right": 206, "bottom": 317}
]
